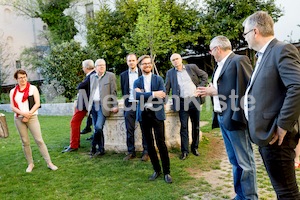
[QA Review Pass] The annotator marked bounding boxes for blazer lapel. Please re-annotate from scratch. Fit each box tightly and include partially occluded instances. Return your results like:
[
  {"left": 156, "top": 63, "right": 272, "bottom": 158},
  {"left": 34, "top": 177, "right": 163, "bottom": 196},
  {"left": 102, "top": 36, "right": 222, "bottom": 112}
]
[
  {"left": 219, "top": 53, "right": 234, "bottom": 78},
  {"left": 249, "top": 39, "right": 277, "bottom": 89}
]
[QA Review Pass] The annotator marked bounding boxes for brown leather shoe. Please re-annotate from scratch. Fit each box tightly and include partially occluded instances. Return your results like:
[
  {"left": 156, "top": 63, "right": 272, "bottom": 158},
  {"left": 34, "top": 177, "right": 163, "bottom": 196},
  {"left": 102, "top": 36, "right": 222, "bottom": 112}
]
[
  {"left": 141, "top": 153, "right": 149, "bottom": 162},
  {"left": 123, "top": 153, "right": 136, "bottom": 161}
]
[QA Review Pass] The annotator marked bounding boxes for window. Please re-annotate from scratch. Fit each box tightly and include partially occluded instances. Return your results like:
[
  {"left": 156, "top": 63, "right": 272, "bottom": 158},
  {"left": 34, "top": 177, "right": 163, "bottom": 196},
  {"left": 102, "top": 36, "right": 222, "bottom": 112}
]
[
  {"left": 16, "top": 60, "right": 21, "bottom": 69},
  {"left": 85, "top": 3, "right": 94, "bottom": 19}
]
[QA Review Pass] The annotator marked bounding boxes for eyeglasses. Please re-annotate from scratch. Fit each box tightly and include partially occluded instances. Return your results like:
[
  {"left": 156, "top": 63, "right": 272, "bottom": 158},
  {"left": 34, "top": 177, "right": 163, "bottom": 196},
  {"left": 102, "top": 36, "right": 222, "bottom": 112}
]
[
  {"left": 17, "top": 76, "right": 27, "bottom": 80},
  {"left": 243, "top": 29, "right": 254, "bottom": 37},
  {"left": 209, "top": 46, "right": 218, "bottom": 54},
  {"left": 141, "top": 62, "right": 152, "bottom": 66}
]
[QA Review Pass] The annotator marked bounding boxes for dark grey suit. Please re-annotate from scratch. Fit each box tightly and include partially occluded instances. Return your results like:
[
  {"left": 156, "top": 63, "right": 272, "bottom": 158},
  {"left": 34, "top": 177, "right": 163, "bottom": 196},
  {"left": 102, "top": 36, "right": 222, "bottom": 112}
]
[
  {"left": 165, "top": 64, "right": 208, "bottom": 154},
  {"left": 247, "top": 38, "right": 300, "bottom": 197}
]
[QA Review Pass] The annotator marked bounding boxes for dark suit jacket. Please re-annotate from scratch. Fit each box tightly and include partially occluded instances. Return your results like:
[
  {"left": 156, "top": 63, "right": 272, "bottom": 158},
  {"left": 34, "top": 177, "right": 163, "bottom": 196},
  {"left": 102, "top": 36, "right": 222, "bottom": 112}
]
[
  {"left": 247, "top": 38, "right": 300, "bottom": 146},
  {"left": 120, "top": 68, "right": 142, "bottom": 107},
  {"left": 88, "top": 71, "right": 118, "bottom": 117},
  {"left": 165, "top": 64, "right": 208, "bottom": 111},
  {"left": 211, "top": 53, "right": 252, "bottom": 131},
  {"left": 77, "top": 70, "right": 95, "bottom": 111},
  {"left": 134, "top": 74, "right": 166, "bottom": 121}
]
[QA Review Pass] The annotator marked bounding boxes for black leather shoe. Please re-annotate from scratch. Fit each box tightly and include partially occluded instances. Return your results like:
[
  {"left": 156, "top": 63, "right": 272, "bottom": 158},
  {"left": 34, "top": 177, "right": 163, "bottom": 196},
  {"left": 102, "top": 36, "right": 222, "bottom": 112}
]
[
  {"left": 180, "top": 152, "right": 188, "bottom": 160},
  {"left": 192, "top": 149, "right": 200, "bottom": 156},
  {"left": 164, "top": 174, "right": 173, "bottom": 184},
  {"left": 149, "top": 171, "right": 161, "bottom": 181},
  {"left": 62, "top": 146, "right": 78, "bottom": 153},
  {"left": 80, "top": 128, "right": 92, "bottom": 134},
  {"left": 123, "top": 153, "right": 136, "bottom": 161}
]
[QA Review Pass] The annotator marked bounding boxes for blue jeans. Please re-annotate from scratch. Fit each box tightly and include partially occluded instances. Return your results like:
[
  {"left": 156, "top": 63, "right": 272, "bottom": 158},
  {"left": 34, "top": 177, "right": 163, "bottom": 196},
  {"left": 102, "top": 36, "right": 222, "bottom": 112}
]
[
  {"left": 218, "top": 115, "right": 258, "bottom": 200},
  {"left": 91, "top": 103, "right": 106, "bottom": 152}
]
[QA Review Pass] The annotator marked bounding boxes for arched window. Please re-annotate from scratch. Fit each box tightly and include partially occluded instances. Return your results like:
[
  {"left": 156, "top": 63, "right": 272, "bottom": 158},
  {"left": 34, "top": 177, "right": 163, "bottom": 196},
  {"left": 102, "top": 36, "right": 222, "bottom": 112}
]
[{"left": 4, "top": 8, "right": 12, "bottom": 23}]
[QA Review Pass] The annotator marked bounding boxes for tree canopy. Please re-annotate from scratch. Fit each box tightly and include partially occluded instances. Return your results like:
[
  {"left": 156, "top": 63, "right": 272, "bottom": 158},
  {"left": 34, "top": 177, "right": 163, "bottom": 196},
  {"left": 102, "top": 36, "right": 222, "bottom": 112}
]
[
  {"left": 195, "top": 0, "right": 283, "bottom": 53},
  {"left": 87, "top": 0, "right": 201, "bottom": 75}
]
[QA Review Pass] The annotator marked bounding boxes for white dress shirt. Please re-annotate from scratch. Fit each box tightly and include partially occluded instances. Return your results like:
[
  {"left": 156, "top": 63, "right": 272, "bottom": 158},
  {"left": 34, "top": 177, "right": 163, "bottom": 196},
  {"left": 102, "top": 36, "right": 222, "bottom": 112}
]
[
  {"left": 244, "top": 38, "right": 274, "bottom": 120},
  {"left": 212, "top": 52, "right": 232, "bottom": 113}
]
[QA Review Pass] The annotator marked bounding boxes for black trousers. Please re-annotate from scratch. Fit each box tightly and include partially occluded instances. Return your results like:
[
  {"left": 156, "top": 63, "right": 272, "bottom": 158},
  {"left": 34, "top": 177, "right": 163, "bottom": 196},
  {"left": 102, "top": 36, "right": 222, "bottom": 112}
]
[
  {"left": 259, "top": 133, "right": 300, "bottom": 199},
  {"left": 124, "top": 106, "right": 148, "bottom": 155},
  {"left": 141, "top": 110, "right": 170, "bottom": 175}
]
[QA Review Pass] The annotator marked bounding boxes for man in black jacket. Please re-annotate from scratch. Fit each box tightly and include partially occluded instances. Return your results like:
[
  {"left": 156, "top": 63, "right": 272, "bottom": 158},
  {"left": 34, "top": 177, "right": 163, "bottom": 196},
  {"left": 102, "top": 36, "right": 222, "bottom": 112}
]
[
  {"left": 62, "top": 59, "right": 95, "bottom": 153},
  {"left": 120, "top": 53, "right": 148, "bottom": 161}
]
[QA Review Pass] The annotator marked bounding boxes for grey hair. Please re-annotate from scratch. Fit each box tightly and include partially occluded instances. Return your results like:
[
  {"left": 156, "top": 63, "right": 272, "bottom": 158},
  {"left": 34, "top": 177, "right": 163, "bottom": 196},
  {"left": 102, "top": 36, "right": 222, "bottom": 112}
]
[
  {"left": 210, "top": 36, "right": 232, "bottom": 51},
  {"left": 95, "top": 59, "right": 106, "bottom": 66},
  {"left": 242, "top": 11, "right": 274, "bottom": 37},
  {"left": 82, "top": 59, "right": 94, "bottom": 69}
]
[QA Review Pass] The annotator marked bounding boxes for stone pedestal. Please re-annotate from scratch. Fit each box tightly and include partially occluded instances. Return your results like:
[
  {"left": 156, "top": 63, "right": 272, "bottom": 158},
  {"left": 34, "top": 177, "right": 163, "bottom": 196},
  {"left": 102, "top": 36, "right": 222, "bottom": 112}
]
[{"left": 102, "top": 102, "right": 201, "bottom": 152}]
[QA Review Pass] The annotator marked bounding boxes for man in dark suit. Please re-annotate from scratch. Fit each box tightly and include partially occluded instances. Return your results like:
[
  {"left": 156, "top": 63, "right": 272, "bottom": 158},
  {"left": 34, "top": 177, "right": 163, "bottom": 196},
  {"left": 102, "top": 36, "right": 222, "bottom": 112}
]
[
  {"left": 198, "top": 36, "right": 258, "bottom": 199},
  {"left": 88, "top": 59, "right": 119, "bottom": 157},
  {"left": 165, "top": 53, "right": 208, "bottom": 160},
  {"left": 62, "top": 59, "right": 95, "bottom": 153},
  {"left": 243, "top": 11, "right": 300, "bottom": 198},
  {"left": 120, "top": 53, "right": 148, "bottom": 161},
  {"left": 134, "top": 55, "right": 172, "bottom": 184}
]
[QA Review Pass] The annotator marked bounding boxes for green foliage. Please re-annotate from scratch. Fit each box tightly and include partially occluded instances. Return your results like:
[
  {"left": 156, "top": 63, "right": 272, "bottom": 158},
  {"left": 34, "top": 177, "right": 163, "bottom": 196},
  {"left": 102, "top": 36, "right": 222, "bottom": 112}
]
[
  {"left": 40, "top": 40, "right": 97, "bottom": 101},
  {"left": 195, "top": 0, "right": 283, "bottom": 51},
  {"left": 0, "top": 93, "right": 9, "bottom": 104},
  {"left": 87, "top": 0, "right": 201, "bottom": 75},
  {"left": 37, "top": 0, "right": 78, "bottom": 43},
  {"left": 125, "top": 0, "right": 172, "bottom": 59},
  {"left": 87, "top": 0, "right": 139, "bottom": 74}
]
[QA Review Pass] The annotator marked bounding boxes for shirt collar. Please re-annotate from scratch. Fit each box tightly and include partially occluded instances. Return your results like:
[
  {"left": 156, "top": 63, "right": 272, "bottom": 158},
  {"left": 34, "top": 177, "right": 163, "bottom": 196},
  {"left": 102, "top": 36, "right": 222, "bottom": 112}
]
[
  {"left": 143, "top": 73, "right": 152, "bottom": 79},
  {"left": 86, "top": 69, "right": 94, "bottom": 76},
  {"left": 257, "top": 37, "right": 275, "bottom": 55},
  {"left": 129, "top": 67, "right": 138, "bottom": 74},
  {"left": 175, "top": 65, "right": 186, "bottom": 71},
  {"left": 96, "top": 71, "right": 106, "bottom": 78},
  {"left": 218, "top": 51, "right": 232, "bottom": 66}
]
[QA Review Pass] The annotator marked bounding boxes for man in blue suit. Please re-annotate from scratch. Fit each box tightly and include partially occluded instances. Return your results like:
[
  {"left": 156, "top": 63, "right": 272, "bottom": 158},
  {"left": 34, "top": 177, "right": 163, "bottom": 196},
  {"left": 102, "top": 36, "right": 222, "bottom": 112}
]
[
  {"left": 120, "top": 53, "right": 148, "bottom": 161},
  {"left": 134, "top": 55, "right": 172, "bottom": 184},
  {"left": 165, "top": 53, "right": 208, "bottom": 160}
]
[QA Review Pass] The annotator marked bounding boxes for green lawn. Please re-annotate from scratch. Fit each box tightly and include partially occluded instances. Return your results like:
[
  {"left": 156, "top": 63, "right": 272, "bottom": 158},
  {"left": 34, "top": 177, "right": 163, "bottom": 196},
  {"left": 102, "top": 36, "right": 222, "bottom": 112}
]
[{"left": 0, "top": 100, "right": 222, "bottom": 200}]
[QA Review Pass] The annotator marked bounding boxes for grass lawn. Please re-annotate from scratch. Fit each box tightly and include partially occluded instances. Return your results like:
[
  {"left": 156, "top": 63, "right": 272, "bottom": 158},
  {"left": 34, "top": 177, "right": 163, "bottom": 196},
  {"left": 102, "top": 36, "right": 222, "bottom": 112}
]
[{"left": 0, "top": 100, "right": 223, "bottom": 200}]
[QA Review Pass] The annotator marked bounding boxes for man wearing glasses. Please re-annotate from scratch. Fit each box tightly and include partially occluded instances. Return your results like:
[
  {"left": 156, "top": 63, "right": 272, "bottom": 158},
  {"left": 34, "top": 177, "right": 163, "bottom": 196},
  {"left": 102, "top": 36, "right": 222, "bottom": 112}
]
[
  {"left": 134, "top": 55, "right": 172, "bottom": 184},
  {"left": 197, "top": 36, "right": 257, "bottom": 200}
]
